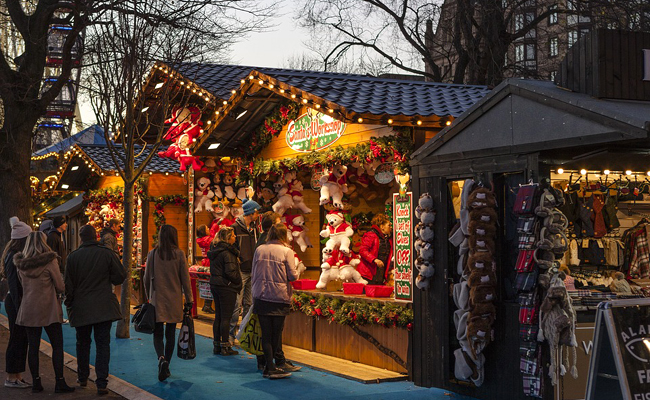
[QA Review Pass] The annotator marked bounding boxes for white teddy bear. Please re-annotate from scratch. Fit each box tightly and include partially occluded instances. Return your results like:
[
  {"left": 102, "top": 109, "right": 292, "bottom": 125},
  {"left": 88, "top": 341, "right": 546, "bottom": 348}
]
[
  {"left": 285, "top": 214, "right": 313, "bottom": 252},
  {"left": 317, "top": 248, "right": 367, "bottom": 289},
  {"left": 194, "top": 176, "right": 215, "bottom": 213},
  {"left": 272, "top": 176, "right": 294, "bottom": 215},
  {"left": 288, "top": 180, "right": 312, "bottom": 214},
  {"left": 320, "top": 210, "right": 354, "bottom": 255},
  {"left": 319, "top": 164, "right": 348, "bottom": 208}
]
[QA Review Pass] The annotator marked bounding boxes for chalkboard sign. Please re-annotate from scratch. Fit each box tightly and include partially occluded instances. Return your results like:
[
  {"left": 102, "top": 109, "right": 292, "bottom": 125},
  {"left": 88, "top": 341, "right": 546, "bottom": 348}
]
[{"left": 586, "top": 299, "right": 650, "bottom": 400}]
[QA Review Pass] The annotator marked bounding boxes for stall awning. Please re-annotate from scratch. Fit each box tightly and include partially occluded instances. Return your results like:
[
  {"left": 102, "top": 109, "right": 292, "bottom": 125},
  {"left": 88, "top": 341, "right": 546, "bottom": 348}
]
[
  {"left": 411, "top": 79, "right": 650, "bottom": 165},
  {"left": 46, "top": 193, "right": 85, "bottom": 218}
]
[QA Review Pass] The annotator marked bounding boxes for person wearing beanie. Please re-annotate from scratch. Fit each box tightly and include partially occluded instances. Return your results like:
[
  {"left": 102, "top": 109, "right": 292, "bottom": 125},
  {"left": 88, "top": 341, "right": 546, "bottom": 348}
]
[
  {"left": 46, "top": 216, "right": 68, "bottom": 275},
  {"left": 2, "top": 217, "right": 32, "bottom": 389},
  {"left": 64, "top": 225, "right": 126, "bottom": 395},
  {"left": 228, "top": 199, "right": 261, "bottom": 344},
  {"left": 99, "top": 218, "right": 121, "bottom": 255}
]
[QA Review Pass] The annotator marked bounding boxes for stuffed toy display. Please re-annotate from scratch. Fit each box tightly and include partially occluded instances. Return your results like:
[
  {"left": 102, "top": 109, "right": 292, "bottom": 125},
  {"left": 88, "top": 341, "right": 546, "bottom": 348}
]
[
  {"left": 319, "top": 164, "right": 348, "bottom": 208},
  {"left": 316, "top": 247, "right": 367, "bottom": 289},
  {"left": 163, "top": 106, "right": 203, "bottom": 142},
  {"left": 320, "top": 210, "right": 354, "bottom": 255},
  {"left": 210, "top": 173, "right": 224, "bottom": 201},
  {"left": 158, "top": 133, "right": 206, "bottom": 172},
  {"left": 413, "top": 193, "right": 436, "bottom": 290},
  {"left": 284, "top": 214, "right": 313, "bottom": 252},
  {"left": 194, "top": 176, "right": 215, "bottom": 213},
  {"left": 221, "top": 174, "right": 237, "bottom": 204},
  {"left": 294, "top": 253, "right": 307, "bottom": 277},
  {"left": 288, "top": 179, "right": 312, "bottom": 214},
  {"left": 256, "top": 180, "right": 276, "bottom": 211}
]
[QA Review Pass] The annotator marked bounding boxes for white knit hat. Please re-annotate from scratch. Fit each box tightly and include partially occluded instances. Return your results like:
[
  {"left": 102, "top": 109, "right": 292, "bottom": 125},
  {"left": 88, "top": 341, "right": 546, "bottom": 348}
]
[{"left": 10, "top": 216, "right": 32, "bottom": 239}]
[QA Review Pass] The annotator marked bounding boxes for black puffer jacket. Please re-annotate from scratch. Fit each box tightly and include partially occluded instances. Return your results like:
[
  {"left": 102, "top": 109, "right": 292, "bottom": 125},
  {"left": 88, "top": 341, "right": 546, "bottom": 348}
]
[{"left": 207, "top": 241, "right": 242, "bottom": 293}]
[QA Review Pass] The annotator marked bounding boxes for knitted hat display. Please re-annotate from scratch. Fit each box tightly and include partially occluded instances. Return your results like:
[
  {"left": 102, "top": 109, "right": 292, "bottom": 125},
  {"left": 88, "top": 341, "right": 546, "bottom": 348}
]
[
  {"left": 9, "top": 216, "right": 32, "bottom": 240},
  {"left": 242, "top": 199, "right": 262, "bottom": 216}
]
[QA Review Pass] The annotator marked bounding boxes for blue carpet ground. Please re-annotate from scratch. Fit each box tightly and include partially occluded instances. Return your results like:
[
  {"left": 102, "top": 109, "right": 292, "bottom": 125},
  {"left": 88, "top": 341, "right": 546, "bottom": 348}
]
[{"left": 3, "top": 308, "right": 477, "bottom": 400}]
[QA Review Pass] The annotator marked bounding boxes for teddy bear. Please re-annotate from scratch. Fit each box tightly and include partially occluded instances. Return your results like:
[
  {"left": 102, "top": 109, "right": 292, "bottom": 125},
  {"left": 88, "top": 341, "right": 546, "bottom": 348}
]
[
  {"left": 414, "top": 222, "right": 435, "bottom": 242},
  {"left": 194, "top": 176, "right": 214, "bottom": 213},
  {"left": 288, "top": 179, "right": 312, "bottom": 214},
  {"left": 320, "top": 209, "right": 354, "bottom": 255},
  {"left": 469, "top": 235, "right": 495, "bottom": 254},
  {"left": 159, "top": 133, "right": 206, "bottom": 172},
  {"left": 467, "top": 312, "right": 495, "bottom": 356},
  {"left": 256, "top": 180, "right": 276, "bottom": 211},
  {"left": 163, "top": 106, "right": 203, "bottom": 142},
  {"left": 414, "top": 239, "right": 434, "bottom": 260},
  {"left": 272, "top": 176, "right": 294, "bottom": 215},
  {"left": 416, "top": 193, "right": 434, "bottom": 213},
  {"left": 221, "top": 174, "right": 237, "bottom": 204},
  {"left": 319, "top": 164, "right": 348, "bottom": 208},
  {"left": 317, "top": 248, "right": 367, "bottom": 289},
  {"left": 294, "top": 253, "right": 306, "bottom": 277},
  {"left": 415, "top": 257, "right": 435, "bottom": 279},
  {"left": 210, "top": 173, "right": 223, "bottom": 201},
  {"left": 284, "top": 214, "right": 313, "bottom": 252}
]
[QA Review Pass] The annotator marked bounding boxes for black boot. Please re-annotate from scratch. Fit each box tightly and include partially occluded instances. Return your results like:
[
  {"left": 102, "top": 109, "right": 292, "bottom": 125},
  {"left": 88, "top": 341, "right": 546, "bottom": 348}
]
[
  {"left": 54, "top": 377, "right": 75, "bottom": 393},
  {"left": 213, "top": 341, "right": 221, "bottom": 355},
  {"left": 220, "top": 342, "right": 239, "bottom": 356},
  {"left": 32, "top": 377, "right": 43, "bottom": 393}
]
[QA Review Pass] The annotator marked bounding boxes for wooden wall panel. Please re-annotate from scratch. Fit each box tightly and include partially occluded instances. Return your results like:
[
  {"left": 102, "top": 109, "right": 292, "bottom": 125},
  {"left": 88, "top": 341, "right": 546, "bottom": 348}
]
[
  {"left": 149, "top": 175, "right": 186, "bottom": 197},
  {"left": 97, "top": 176, "right": 124, "bottom": 189}
]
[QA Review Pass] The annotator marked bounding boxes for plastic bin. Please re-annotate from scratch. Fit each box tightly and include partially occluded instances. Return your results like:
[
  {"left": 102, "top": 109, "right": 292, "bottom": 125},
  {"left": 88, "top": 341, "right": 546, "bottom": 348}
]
[
  {"left": 365, "top": 285, "right": 394, "bottom": 298},
  {"left": 291, "top": 279, "right": 317, "bottom": 290},
  {"left": 343, "top": 282, "right": 365, "bottom": 295}
]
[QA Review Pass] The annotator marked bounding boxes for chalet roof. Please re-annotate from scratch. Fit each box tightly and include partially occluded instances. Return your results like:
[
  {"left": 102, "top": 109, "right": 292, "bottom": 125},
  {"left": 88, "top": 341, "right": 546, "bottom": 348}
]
[
  {"left": 79, "top": 144, "right": 179, "bottom": 174},
  {"left": 411, "top": 79, "right": 650, "bottom": 165},
  {"left": 172, "top": 63, "right": 490, "bottom": 119}
]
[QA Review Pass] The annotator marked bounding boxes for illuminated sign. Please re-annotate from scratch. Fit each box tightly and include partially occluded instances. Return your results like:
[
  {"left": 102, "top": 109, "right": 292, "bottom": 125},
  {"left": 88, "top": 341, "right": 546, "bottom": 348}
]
[{"left": 285, "top": 108, "right": 346, "bottom": 152}]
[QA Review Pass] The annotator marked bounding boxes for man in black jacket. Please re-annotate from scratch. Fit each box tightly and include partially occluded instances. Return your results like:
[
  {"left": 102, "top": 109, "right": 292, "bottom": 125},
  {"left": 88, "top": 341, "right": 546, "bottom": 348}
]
[
  {"left": 229, "top": 199, "right": 261, "bottom": 343},
  {"left": 64, "top": 225, "right": 126, "bottom": 395},
  {"left": 99, "top": 218, "right": 121, "bottom": 255},
  {"left": 47, "top": 216, "right": 68, "bottom": 274}
]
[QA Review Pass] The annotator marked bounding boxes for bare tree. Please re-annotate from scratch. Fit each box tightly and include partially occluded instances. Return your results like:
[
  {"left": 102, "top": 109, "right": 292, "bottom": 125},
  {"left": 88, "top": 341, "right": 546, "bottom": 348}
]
[{"left": 83, "top": 0, "right": 276, "bottom": 339}]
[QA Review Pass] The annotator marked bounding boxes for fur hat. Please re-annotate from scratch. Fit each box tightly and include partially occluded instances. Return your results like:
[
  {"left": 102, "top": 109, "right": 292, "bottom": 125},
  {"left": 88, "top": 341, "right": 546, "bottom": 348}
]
[
  {"left": 10, "top": 216, "right": 32, "bottom": 240},
  {"left": 470, "top": 285, "right": 496, "bottom": 305},
  {"left": 418, "top": 193, "right": 434, "bottom": 209},
  {"left": 469, "top": 235, "right": 495, "bottom": 254},
  {"left": 467, "top": 187, "right": 496, "bottom": 209},
  {"left": 466, "top": 252, "right": 495, "bottom": 272},
  {"left": 469, "top": 207, "right": 498, "bottom": 224},
  {"left": 469, "top": 301, "right": 496, "bottom": 320},
  {"left": 468, "top": 268, "right": 496, "bottom": 288},
  {"left": 468, "top": 219, "right": 496, "bottom": 238},
  {"left": 534, "top": 248, "right": 556, "bottom": 269}
]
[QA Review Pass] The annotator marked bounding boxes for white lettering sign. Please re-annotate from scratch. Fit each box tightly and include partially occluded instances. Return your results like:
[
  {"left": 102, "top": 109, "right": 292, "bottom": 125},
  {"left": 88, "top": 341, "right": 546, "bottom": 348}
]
[{"left": 644, "top": 49, "right": 650, "bottom": 81}]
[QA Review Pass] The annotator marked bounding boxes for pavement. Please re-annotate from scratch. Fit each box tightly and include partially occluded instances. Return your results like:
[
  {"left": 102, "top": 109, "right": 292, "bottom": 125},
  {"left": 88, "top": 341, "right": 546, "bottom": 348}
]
[{"left": 1, "top": 307, "right": 477, "bottom": 400}]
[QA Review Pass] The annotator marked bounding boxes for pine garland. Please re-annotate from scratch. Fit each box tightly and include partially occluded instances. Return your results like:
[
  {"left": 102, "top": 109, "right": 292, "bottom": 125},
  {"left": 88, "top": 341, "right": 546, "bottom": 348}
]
[
  {"left": 290, "top": 292, "right": 413, "bottom": 330},
  {"left": 240, "top": 101, "right": 301, "bottom": 159},
  {"left": 151, "top": 194, "right": 188, "bottom": 244}
]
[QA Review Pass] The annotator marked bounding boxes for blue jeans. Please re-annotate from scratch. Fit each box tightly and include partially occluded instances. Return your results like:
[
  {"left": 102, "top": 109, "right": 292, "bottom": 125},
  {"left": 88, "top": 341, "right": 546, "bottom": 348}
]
[{"left": 229, "top": 271, "right": 252, "bottom": 342}]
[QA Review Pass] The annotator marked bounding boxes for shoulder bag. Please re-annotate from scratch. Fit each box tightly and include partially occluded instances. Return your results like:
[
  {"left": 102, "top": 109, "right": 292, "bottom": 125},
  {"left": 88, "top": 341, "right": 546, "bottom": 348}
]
[{"left": 132, "top": 250, "right": 157, "bottom": 334}]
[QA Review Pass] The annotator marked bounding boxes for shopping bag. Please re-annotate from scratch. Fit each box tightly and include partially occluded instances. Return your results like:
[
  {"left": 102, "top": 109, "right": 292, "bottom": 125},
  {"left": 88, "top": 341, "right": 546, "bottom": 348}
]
[
  {"left": 236, "top": 307, "right": 254, "bottom": 342},
  {"left": 238, "top": 312, "right": 263, "bottom": 355},
  {"left": 132, "top": 303, "right": 156, "bottom": 334},
  {"left": 177, "top": 311, "right": 196, "bottom": 360}
]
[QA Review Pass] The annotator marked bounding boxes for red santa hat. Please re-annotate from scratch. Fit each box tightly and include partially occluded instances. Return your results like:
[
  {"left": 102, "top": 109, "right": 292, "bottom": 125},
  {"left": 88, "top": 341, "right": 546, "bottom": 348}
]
[
  {"left": 283, "top": 214, "right": 298, "bottom": 226},
  {"left": 327, "top": 209, "right": 344, "bottom": 220}
]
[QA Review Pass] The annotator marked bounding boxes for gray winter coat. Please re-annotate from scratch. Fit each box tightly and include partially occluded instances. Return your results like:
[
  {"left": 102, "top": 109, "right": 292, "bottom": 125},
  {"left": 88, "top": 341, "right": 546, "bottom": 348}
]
[
  {"left": 251, "top": 240, "right": 298, "bottom": 304},
  {"left": 64, "top": 241, "right": 126, "bottom": 328},
  {"left": 14, "top": 251, "right": 65, "bottom": 327},
  {"left": 143, "top": 248, "right": 192, "bottom": 323}
]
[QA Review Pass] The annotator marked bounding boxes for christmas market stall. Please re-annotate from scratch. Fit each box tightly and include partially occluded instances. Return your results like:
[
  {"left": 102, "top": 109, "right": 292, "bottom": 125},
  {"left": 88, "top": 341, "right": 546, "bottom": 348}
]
[
  {"left": 142, "top": 62, "right": 489, "bottom": 376},
  {"left": 409, "top": 29, "right": 650, "bottom": 400}
]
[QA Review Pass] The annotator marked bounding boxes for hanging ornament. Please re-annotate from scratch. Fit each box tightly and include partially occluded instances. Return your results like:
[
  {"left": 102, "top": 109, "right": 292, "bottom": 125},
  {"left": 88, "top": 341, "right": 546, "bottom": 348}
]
[{"left": 374, "top": 163, "right": 395, "bottom": 184}]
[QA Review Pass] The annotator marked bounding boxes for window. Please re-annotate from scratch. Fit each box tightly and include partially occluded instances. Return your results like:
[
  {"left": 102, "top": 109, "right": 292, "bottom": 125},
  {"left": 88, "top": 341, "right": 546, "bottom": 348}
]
[
  {"left": 550, "top": 37, "right": 558, "bottom": 57},
  {"left": 515, "top": 44, "right": 525, "bottom": 62},
  {"left": 550, "top": 71, "right": 557, "bottom": 82},
  {"left": 515, "top": 43, "right": 536, "bottom": 66},
  {"left": 566, "top": 0, "right": 576, "bottom": 11},
  {"left": 515, "top": 14, "right": 524, "bottom": 31},
  {"left": 548, "top": 5, "right": 558, "bottom": 25},
  {"left": 568, "top": 30, "right": 578, "bottom": 47}
]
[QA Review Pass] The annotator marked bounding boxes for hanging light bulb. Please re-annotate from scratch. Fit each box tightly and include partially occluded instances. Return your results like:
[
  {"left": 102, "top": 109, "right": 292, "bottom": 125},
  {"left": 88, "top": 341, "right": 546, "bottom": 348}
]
[
  {"left": 604, "top": 170, "right": 610, "bottom": 175},
  {"left": 580, "top": 169, "right": 587, "bottom": 175},
  {"left": 557, "top": 168, "right": 564, "bottom": 174}
]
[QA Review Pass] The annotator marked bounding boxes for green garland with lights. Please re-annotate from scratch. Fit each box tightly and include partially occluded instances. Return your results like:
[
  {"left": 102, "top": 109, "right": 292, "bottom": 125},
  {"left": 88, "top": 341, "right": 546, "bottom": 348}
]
[
  {"left": 241, "top": 100, "right": 300, "bottom": 159},
  {"left": 239, "top": 132, "right": 413, "bottom": 183},
  {"left": 151, "top": 194, "right": 188, "bottom": 244},
  {"left": 290, "top": 292, "right": 413, "bottom": 331}
]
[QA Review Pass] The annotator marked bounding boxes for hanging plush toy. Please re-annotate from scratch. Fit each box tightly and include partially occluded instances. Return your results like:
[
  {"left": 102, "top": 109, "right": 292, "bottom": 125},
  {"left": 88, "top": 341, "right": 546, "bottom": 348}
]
[
  {"left": 287, "top": 177, "right": 312, "bottom": 214},
  {"left": 221, "top": 174, "right": 237, "bottom": 204},
  {"left": 257, "top": 180, "right": 276, "bottom": 211},
  {"left": 163, "top": 106, "right": 203, "bottom": 142},
  {"left": 317, "top": 247, "right": 367, "bottom": 289},
  {"left": 211, "top": 172, "right": 223, "bottom": 201},
  {"left": 320, "top": 209, "right": 354, "bottom": 255},
  {"left": 194, "top": 176, "right": 214, "bottom": 213},
  {"left": 272, "top": 176, "right": 294, "bottom": 215},
  {"left": 284, "top": 214, "right": 313, "bottom": 252},
  {"left": 158, "top": 133, "right": 206, "bottom": 172},
  {"left": 319, "top": 164, "right": 348, "bottom": 208}
]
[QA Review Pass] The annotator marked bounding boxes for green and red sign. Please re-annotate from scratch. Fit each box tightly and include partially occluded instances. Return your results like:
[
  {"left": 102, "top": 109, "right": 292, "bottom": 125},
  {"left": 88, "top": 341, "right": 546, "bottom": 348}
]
[
  {"left": 393, "top": 192, "right": 413, "bottom": 302},
  {"left": 285, "top": 108, "right": 346, "bottom": 152}
]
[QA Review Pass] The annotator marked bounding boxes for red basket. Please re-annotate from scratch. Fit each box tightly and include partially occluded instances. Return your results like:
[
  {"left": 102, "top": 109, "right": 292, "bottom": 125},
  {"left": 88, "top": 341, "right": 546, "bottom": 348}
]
[
  {"left": 365, "top": 285, "right": 394, "bottom": 298},
  {"left": 291, "top": 279, "right": 317, "bottom": 290},
  {"left": 343, "top": 282, "right": 365, "bottom": 295}
]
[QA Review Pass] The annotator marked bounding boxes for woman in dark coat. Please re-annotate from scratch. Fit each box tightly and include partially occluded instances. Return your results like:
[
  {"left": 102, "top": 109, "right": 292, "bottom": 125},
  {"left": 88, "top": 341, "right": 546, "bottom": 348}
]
[
  {"left": 143, "top": 225, "right": 193, "bottom": 382},
  {"left": 357, "top": 214, "right": 393, "bottom": 285},
  {"left": 2, "top": 217, "right": 31, "bottom": 389},
  {"left": 207, "top": 227, "right": 242, "bottom": 356}
]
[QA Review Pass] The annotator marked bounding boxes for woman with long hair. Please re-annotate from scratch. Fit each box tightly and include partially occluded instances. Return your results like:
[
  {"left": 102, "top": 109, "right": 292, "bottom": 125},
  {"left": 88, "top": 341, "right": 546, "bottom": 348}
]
[
  {"left": 14, "top": 231, "right": 74, "bottom": 393},
  {"left": 143, "top": 225, "right": 193, "bottom": 382},
  {"left": 2, "top": 217, "right": 32, "bottom": 389},
  {"left": 207, "top": 226, "right": 242, "bottom": 356},
  {"left": 251, "top": 223, "right": 299, "bottom": 379}
]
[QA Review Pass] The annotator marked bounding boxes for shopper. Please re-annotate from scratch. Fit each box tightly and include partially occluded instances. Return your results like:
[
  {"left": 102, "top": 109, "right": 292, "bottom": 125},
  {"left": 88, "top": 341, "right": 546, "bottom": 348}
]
[
  {"left": 358, "top": 214, "right": 394, "bottom": 285},
  {"left": 207, "top": 227, "right": 242, "bottom": 356},
  {"left": 64, "top": 225, "right": 126, "bottom": 395},
  {"left": 46, "top": 215, "right": 68, "bottom": 274},
  {"left": 38, "top": 219, "right": 54, "bottom": 234},
  {"left": 2, "top": 217, "right": 31, "bottom": 389},
  {"left": 251, "top": 223, "right": 299, "bottom": 379},
  {"left": 14, "top": 231, "right": 74, "bottom": 393},
  {"left": 229, "top": 199, "right": 261, "bottom": 343},
  {"left": 143, "top": 225, "right": 193, "bottom": 382},
  {"left": 253, "top": 212, "right": 300, "bottom": 373},
  {"left": 99, "top": 218, "right": 121, "bottom": 255}
]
